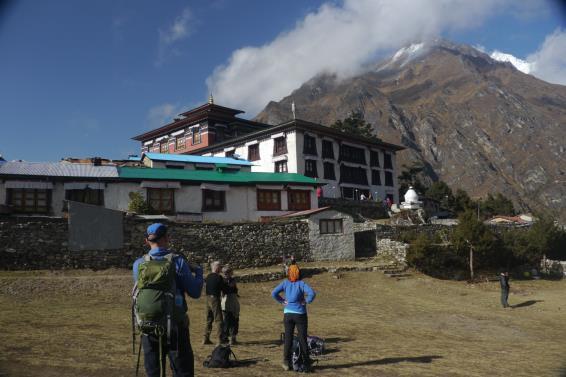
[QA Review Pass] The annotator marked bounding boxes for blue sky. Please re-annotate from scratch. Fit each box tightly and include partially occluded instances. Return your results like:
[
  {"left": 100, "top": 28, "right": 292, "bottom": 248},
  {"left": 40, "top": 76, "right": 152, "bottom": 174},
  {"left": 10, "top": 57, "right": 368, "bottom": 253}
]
[{"left": 0, "top": 0, "right": 564, "bottom": 162}]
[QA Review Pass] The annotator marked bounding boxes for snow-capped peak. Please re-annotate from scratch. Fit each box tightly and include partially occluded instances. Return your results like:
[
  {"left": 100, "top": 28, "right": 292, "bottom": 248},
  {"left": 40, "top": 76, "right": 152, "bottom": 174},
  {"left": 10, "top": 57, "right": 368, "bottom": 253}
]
[
  {"left": 490, "top": 51, "right": 532, "bottom": 74},
  {"left": 390, "top": 43, "right": 424, "bottom": 64}
]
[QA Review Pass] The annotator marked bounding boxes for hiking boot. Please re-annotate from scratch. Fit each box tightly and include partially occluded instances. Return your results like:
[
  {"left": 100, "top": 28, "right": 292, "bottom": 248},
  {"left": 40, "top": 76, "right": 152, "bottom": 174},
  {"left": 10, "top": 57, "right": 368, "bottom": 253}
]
[
  {"left": 280, "top": 361, "right": 290, "bottom": 371},
  {"left": 202, "top": 337, "right": 213, "bottom": 345}
]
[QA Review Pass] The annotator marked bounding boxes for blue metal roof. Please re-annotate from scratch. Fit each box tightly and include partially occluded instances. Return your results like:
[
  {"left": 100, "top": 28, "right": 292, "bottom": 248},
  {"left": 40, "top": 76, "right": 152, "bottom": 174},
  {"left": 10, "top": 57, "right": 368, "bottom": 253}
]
[{"left": 143, "top": 153, "right": 253, "bottom": 166}]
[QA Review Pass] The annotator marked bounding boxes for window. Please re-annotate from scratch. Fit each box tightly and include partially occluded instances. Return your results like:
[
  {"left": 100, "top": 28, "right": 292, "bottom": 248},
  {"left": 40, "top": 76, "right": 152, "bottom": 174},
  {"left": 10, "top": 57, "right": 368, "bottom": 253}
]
[
  {"left": 225, "top": 150, "right": 235, "bottom": 158},
  {"left": 192, "top": 128, "right": 201, "bottom": 144},
  {"left": 370, "top": 151, "right": 380, "bottom": 167},
  {"left": 65, "top": 189, "right": 104, "bottom": 206},
  {"left": 303, "top": 134, "right": 317, "bottom": 156},
  {"left": 147, "top": 188, "right": 175, "bottom": 214},
  {"left": 320, "top": 219, "right": 343, "bottom": 234},
  {"left": 215, "top": 128, "right": 225, "bottom": 142},
  {"left": 288, "top": 190, "right": 311, "bottom": 211},
  {"left": 202, "top": 190, "right": 225, "bottom": 211},
  {"left": 7, "top": 188, "right": 51, "bottom": 213},
  {"left": 322, "top": 140, "right": 334, "bottom": 159},
  {"left": 384, "top": 153, "right": 393, "bottom": 169},
  {"left": 160, "top": 142, "right": 169, "bottom": 154},
  {"left": 341, "top": 187, "right": 353, "bottom": 199},
  {"left": 165, "top": 165, "right": 184, "bottom": 170},
  {"left": 323, "top": 162, "right": 336, "bottom": 180},
  {"left": 304, "top": 160, "right": 318, "bottom": 178},
  {"left": 385, "top": 171, "right": 394, "bottom": 187},
  {"left": 371, "top": 170, "right": 382, "bottom": 186},
  {"left": 152, "top": 144, "right": 160, "bottom": 153},
  {"left": 247, "top": 144, "right": 260, "bottom": 161},
  {"left": 257, "top": 189, "right": 281, "bottom": 211},
  {"left": 175, "top": 137, "right": 186, "bottom": 151},
  {"left": 273, "top": 137, "right": 287, "bottom": 156},
  {"left": 274, "top": 160, "right": 288, "bottom": 173},
  {"left": 339, "top": 144, "right": 366, "bottom": 164},
  {"left": 339, "top": 165, "right": 368, "bottom": 185}
]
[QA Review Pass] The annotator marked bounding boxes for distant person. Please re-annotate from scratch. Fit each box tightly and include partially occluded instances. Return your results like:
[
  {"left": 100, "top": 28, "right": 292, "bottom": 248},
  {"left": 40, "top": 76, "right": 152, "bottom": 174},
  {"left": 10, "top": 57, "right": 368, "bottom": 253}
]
[
  {"left": 203, "top": 261, "right": 228, "bottom": 345},
  {"left": 360, "top": 193, "right": 366, "bottom": 200},
  {"left": 385, "top": 197, "right": 392, "bottom": 208},
  {"left": 271, "top": 264, "right": 316, "bottom": 372},
  {"left": 132, "top": 223, "right": 203, "bottom": 377},
  {"left": 221, "top": 265, "right": 240, "bottom": 345},
  {"left": 500, "top": 271, "right": 510, "bottom": 308},
  {"left": 316, "top": 186, "right": 323, "bottom": 198},
  {"left": 282, "top": 254, "right": 296, "bottom": 275}
]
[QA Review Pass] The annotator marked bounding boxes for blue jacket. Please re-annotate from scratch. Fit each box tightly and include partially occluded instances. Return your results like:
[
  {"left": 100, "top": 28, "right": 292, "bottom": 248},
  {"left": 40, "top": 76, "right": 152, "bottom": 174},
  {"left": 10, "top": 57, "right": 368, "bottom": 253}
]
[
  {"left": 271, "top": 279, "right": 316, "bottom": 315},
  {"left": 133, "top": 247, "right": 203, "bottom": 313}
]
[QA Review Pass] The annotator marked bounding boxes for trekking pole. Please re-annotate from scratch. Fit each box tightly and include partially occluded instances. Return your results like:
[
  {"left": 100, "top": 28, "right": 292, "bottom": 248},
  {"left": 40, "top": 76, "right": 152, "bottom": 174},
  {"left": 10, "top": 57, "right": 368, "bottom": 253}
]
[
  {"left": 131, "top": 303, "right": 136, "bottom": 354},
  {"left": 135, "top": 337, "right": 142, "bottom": 377}
]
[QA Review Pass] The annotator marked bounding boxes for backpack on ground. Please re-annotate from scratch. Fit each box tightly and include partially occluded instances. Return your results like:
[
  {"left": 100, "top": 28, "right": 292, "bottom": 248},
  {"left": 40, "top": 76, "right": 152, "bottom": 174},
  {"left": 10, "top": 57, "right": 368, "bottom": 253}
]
[
  {"left": 203, "top": 344, "right": 238, "bottom": 368},
  {"left": 291, "top": 339, "right": 315, "bottom": 373},
  {"left": 281, "top": 332, "right": 325, "bottom": 357},
  {"left": 132, "top": 253, "right": 177, "bottom": 377}
]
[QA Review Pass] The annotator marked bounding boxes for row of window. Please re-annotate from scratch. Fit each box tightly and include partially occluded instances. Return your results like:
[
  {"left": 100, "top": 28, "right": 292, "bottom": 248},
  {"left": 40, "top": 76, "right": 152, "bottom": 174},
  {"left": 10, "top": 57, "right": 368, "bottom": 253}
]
[
  {"left": 303, "top": 161, "right": 394, "bottom": 186},
  {"left": 148, "top": 130, "right": 203, "bottom": 154},
  {"left": 5, "top": 188, "right": 311, "bottom": 214}
]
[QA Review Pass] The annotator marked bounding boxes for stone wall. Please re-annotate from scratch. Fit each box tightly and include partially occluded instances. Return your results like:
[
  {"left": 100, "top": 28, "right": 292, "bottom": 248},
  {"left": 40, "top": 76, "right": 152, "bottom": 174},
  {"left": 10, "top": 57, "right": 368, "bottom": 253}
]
[{"left": 0, "top": 216, "right": 310, "bottom": 270}]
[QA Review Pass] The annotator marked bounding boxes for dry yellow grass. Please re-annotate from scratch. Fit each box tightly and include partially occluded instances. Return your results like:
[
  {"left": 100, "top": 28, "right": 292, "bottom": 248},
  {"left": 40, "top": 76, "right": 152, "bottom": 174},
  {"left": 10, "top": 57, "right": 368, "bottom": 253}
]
[{"left": 0, "top": 268, "right": 564, "bottom": 376}]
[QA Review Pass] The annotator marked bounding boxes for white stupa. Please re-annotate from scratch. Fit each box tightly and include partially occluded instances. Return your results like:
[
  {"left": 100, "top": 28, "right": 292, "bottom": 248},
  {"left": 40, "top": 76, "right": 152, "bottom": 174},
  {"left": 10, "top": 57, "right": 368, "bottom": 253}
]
[{"left": 400, "top": 186, "right": 423, "bottom": 210}]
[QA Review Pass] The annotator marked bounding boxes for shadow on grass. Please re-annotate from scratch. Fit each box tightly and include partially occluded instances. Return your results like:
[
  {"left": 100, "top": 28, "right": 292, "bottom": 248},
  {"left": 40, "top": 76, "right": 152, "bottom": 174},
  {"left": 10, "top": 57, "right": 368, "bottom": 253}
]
[
  {"left": 316, "top": 355, "right": 443, "bottom": 370},
  {"left": 324, "top": 336, "right": 355, "bottom": 344},
  {"left": 240, "top": 339, "right": 281, "bottom": 346},
  {"left": 512, "top": 300, "right": 543, "bottom": 308},
  {"left": 236, "top": 358, "right": 261, "bottom": 367}
]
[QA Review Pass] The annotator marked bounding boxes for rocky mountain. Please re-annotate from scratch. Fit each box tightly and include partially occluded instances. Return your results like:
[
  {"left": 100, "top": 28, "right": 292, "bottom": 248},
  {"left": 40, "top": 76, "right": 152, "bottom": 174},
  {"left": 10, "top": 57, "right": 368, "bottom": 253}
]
[{"left": 255, "top": 40, "right": 566, "bottom": 220}]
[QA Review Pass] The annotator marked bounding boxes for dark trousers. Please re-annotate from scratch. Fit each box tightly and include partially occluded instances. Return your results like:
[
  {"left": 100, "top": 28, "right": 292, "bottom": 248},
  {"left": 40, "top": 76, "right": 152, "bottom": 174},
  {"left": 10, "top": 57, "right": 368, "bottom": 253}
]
[
  {"left": 204, "top": 295, "right": 225, "bottom": 343},
  {"left": 223, "top": 311, "right": 239, "bottom": 338},
  {"left": 283, "top": 313, "right": 309, "bottom": 365},
  {"left": 501, "top": 289, "right": 509, "bottom": 308},
  {"left": 142, "top": 321, "right": 194, "bottom": 377}
]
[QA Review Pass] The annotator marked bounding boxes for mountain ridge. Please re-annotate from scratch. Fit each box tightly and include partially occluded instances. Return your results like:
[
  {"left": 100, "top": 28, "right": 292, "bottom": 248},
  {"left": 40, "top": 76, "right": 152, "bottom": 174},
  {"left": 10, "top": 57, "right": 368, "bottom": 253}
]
[{"left": 254, "top": 40, "right": 566, "bottom": 219}]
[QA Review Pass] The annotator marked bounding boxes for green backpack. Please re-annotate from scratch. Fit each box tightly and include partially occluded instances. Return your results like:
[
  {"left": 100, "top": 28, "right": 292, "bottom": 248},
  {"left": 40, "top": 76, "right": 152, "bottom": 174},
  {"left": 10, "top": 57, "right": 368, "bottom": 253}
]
[{"left": 132, "top": 253, "right": 177, "bottom": 377}]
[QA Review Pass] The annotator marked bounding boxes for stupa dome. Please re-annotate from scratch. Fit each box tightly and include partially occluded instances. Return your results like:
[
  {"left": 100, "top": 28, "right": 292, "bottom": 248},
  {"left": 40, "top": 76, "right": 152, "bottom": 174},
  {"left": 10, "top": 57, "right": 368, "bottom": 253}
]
[{"left": 404, "top": 187, "right": 419, "bottom": 203}]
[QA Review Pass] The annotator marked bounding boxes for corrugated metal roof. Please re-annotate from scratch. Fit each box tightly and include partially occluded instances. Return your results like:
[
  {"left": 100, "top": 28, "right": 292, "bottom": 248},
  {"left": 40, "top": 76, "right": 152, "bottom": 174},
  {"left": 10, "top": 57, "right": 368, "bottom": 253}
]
[
  {"left": 119, "top": 166, "right": 320, "bottom": 185},
  {"left": 143, "top": 153, "right": 252, "bottom": 166},
  {"left": 0, "top": 162, "right": 119, "bottom": 178},
  {"left": 280, "top": 207, "right": 333, "bottom": 218}
]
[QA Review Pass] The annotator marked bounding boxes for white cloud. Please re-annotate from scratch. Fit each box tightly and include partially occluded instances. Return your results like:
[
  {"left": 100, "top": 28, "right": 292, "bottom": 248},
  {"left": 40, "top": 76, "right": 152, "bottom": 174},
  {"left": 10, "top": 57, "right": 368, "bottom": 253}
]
[
  {"left": 527, "top": 28, "right": 566, "bottom": 85},
  {"left": 146, "top": 103, "right": 182, "bottom": 129},
  {"left": 156, "top": 7, "right": 193, "bottom": 65},
  {"left": 490, "top": 50, "right": 532, "bottom": 74},
  {"left": 207, "top": 0, "right": 508, "bottom": 115}
]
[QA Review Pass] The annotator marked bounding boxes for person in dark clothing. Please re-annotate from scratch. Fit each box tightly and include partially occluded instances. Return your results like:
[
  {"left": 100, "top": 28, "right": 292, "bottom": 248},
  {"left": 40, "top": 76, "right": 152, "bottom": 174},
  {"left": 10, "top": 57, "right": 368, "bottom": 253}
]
[
  {"left": 500, "top": 271, "right": 510, "bottom": 308},
  {"left": 132, "top": 223, "right": 203, "bottom": 377},
  {"left": 221, "top": 265, "right": 240, "bottom": 345},
  {"left": 203, "top": 261, "right": 228, "bottom": 345},
  {"left": 272, "top": 264, "right": 316, "bottom": 372}
]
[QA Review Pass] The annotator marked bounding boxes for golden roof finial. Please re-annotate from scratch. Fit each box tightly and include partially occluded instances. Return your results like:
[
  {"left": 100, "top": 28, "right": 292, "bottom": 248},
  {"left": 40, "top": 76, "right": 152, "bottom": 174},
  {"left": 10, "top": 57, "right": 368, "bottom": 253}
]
[{"left": 208, "top": 93, "right": 214, "bottom": 104}]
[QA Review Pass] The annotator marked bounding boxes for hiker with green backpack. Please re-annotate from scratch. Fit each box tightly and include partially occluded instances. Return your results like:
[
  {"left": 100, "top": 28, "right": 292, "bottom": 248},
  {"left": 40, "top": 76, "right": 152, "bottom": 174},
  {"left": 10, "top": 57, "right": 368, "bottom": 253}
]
[{"left": 132, "top": 223, "right": 204, "bottom": 377}]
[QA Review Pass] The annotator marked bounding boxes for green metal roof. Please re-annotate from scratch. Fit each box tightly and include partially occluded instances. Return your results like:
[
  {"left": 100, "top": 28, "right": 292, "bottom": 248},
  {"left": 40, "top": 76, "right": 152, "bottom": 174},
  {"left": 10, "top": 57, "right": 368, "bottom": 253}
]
[{"left": 118, "top": 166, "right": 320, "bottom": 185}]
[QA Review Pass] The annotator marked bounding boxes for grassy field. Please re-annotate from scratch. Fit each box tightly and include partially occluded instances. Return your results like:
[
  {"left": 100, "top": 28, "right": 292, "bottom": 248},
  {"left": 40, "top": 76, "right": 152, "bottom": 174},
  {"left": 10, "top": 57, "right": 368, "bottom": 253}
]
[{"left": 0, "top": 268, "right": 565, "bottom": 377}]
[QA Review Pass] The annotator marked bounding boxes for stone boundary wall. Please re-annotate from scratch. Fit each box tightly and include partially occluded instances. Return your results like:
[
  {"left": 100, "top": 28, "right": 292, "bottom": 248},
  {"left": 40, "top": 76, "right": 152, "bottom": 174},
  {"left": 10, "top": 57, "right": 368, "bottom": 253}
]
[{"left": 0, "top": 216, "right": 310, "bottom": 270}]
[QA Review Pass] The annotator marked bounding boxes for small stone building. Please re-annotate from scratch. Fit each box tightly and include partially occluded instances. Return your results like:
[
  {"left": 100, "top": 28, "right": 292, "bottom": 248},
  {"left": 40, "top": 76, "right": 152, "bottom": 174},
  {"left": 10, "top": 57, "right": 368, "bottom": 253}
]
[{"left": 280, "top": 207, "right": 354, "bottom": 261}]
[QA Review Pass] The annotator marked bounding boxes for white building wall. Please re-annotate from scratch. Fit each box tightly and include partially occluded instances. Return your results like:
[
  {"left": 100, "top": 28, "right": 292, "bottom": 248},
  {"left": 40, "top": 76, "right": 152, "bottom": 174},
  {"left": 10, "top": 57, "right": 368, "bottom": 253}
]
[
  {"left": 308, "top": 210, "right": 355, "bottom": 261},
  {"left": 105, "top": 182, "right": 145, "bottom": 212},
  {"left": 51, "top": 183, "right": 66, "bottom": 215}
]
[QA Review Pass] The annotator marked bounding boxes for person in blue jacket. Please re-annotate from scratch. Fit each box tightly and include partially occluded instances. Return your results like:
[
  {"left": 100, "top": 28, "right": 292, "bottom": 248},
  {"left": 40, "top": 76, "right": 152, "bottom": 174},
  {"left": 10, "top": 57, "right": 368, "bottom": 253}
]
[
  {"left": 271, "top": 264, "right": 316, "bottom": 371},
  {"left": 133, "top": 223, "right": 204, "bottom": 377}
]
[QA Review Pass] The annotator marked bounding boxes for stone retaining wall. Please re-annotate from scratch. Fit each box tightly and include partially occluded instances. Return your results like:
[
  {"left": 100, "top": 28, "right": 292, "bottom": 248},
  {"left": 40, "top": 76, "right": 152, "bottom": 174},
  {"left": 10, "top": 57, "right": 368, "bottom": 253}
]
[{"left": 0, "top": 216, "right": 310, "bottom": 270}]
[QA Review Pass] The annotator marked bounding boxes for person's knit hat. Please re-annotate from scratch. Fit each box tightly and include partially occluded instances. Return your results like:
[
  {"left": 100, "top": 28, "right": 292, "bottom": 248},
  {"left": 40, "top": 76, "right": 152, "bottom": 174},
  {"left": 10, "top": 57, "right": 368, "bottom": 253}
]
[
  {"left": 146, "top": 223, "right": 167, "bottom": 242},
  {"left": 288, "top": 264, "right": 300, "bottom": 282}
]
